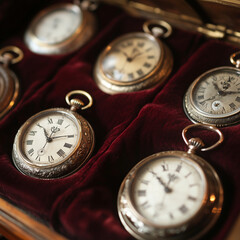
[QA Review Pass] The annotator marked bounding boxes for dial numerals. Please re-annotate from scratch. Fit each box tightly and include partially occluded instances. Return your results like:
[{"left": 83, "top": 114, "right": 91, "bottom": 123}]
[
  {"left": 193, "top": 71, "right": 240, "bottom": 116},
  {"left": 102, "top": 35, "right": 161, "bottom": 82},
  {"left": 23, "top": 113, "right": 80, "bottom": 165},
  {"left": 132, "top": 157, "right": 205, "bottom": 226}
]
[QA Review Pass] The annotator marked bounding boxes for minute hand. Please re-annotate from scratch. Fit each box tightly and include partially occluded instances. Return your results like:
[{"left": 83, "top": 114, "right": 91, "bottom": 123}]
[
  {"left": 220, "top": 90, "right": 240, "bottom": 96},
  {"left": 51, "top": 135, "right": 73, "bottom": 139},
  {"left": 199, "top": 95, "right": 217, "bottom": 104}
]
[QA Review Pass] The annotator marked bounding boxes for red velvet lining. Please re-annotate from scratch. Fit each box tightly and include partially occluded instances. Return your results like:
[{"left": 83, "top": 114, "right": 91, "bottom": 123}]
[{"left": 0, "top": 1, "right": 239, "bottom": 239}]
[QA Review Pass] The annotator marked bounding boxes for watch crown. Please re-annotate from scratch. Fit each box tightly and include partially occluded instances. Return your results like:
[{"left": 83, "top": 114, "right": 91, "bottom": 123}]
[
  {"left": 70, "top": 98, "right": 84, "bottom": 111},
  {"left": 187, "top": 137, "right": 205, "bottom": 154}
]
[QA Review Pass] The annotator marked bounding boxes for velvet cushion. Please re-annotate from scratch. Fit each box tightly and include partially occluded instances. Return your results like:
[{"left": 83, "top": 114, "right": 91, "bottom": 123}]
[{"left": 0, "top": 0, "right": 239, "bottom": 239}]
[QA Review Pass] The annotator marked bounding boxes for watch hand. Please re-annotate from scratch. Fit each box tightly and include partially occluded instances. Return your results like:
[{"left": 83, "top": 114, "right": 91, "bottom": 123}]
[
  {"left": 51, "top": 135, "right": 73, "bottom": 139},
  {"left": 157, "top": 176, "right": 171, "bottom": 192},
  {"left": 40, "top": 129, "right": 55, "bottom": 150},
  {"left": 131, "top": 51, "right": 145, "bottom": 60},
  {"left": 212, "top": 81, "right": 239, "bottom": 95},
  {"left": 199, "top": 95, "right": 217, "bottom": 104},
  {"left": 150, "top": 170, "right": 172, "bottom": 193},
  {"left": 220, "top": 90, "right": 240, "bottom": 95},
  {"left": 121, "top": 51, "right": 130, "bottom": 59},
  {"left": 37, "top": 124, "right": 52, "bottom": 142},
  {"left": 212, "top": 81, "right": 220, "bottom": 92},
  {"left": 42, "top": 141, "right": 48, "bottom": 149},
  {"left": 125, "top": 47, "right": 145, "bottom": 62},
  {"left": 158, "top": 174, "right": 177, "bottom": 208},
  {"left": 37, "top": 126, "right": 61, "bottom": 152}
]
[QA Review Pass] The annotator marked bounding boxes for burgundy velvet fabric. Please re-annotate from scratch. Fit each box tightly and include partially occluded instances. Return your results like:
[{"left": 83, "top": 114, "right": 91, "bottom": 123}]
[{"left": 0, "top": 1, "right": 239, "bottom": 239}]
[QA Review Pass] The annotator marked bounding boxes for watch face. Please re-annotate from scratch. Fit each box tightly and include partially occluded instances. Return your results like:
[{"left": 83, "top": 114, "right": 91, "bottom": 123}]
[
  {"left": 190, "top": 67, "right": 240, "bottom": 118},
  {"left": 20, "top": 109, "right": 81, "bottom": 167},
  {"left": 100, "top": 32, "right": 162, "bottom": 84},
  {"left": 33, "top": 7, "right": 82, "bottom": 44},
  {"left": 130, "top": 153, "right": 206, "bottom": 227}
]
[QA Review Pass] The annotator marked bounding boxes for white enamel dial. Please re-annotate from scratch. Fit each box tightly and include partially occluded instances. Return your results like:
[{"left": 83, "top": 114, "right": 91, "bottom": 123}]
[
  {"left": 101, "top": 33, "right": 161, "bottom": 82},
  {"left": 22, "top": 111, "right": 81, "bottom": 166},
  {"left": 34, "top": 8, "right": 82, "bottom": 44},
  {"left": 131, "top": 155, "right": 206, "bottom": 226}
]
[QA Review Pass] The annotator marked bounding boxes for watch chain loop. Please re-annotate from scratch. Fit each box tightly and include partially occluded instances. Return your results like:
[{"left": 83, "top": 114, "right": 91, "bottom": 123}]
[
  {"left": 182, "top": 123, "right": 224, "bottom": 152},
  {"left": 65, "top": 90, "right": 93, "bottom": 111},
  {"left": 143, "top": 20, "right": 172, "bottom": 38},
  {"left": 0, "top": 46, "right": 23, "bottom": 65}
]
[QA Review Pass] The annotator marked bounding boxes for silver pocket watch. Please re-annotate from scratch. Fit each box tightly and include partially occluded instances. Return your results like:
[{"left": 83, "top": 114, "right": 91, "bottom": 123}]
[
  {"left": 24, "top": 0, "right": 97, "bottom": 55},
  {"left": 12, "top": 90, "right": 95, "bottom": 179},
  {"left": 184, "top": 51, "right": 240, "bottom": 127},
  {"left": 118, "top": 124, "right": 224, "bottom": 240}
]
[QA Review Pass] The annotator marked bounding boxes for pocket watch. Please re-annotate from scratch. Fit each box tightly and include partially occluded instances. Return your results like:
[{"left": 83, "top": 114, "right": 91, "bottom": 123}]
[
  {"left": 0, "top": 46, "right": 23, "bottom": 119},
  {"left": 24, "top": 0, "right": 97, "bottom": 55},
  {"left": 184, "top": 51, "right": 240, "bottom": 127},
  {"left": 12, "top": 90, "right": 95, "bottom": 179},
  {"left": 118, "top": 123, "right": 223, "bottom": 240},
  {"left": 94, "top": 20, "right": 173, "bottom": 94}
]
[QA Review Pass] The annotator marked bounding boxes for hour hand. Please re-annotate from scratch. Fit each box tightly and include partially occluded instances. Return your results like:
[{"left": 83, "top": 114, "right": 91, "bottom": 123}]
[
  {"left": 37, "top": 124, "right": 52, "bottom": 142},
  {"left": 222, "top": 90, "right": 240, "bottom": 95},
  {"left": 150, "top": 170, "right": 172, "bottom": 193},
  {"left": 157, "top": 176, "right": 172, "bottom": 193},
  {"left": 43, "top": 128, "right": 49, "bottom": 139},
  {"left": 199, "top": 95, "right": 216, "bottom": 104},
  {"left": 212, "top": 81, "right": 221, "bottom": 92},
  {"left": 121, "top": 51, "right": 130, "bottom": 59},
  {"left": 37, "top": 124, "right": 49, "bottom": 138}
]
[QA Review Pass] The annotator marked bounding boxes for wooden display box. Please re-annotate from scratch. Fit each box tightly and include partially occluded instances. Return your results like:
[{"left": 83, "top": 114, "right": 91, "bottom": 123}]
[{"left": 0, "top": 0, "right": 239, "bottom": 239}]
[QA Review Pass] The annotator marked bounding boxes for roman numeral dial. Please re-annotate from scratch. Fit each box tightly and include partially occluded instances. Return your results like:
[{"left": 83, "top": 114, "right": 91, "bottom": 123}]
[
  {"left": 101, "top": 34, "right": 161, "bottom": 83},
  {"left": 131, "top": 155, "right": 206, "bottom": 227},
  {"left": 22, "top": 111, "right": 80, "bottom": 166},
  {"left": 185, "top": 67, "right": 240, "bottom": 126}
]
